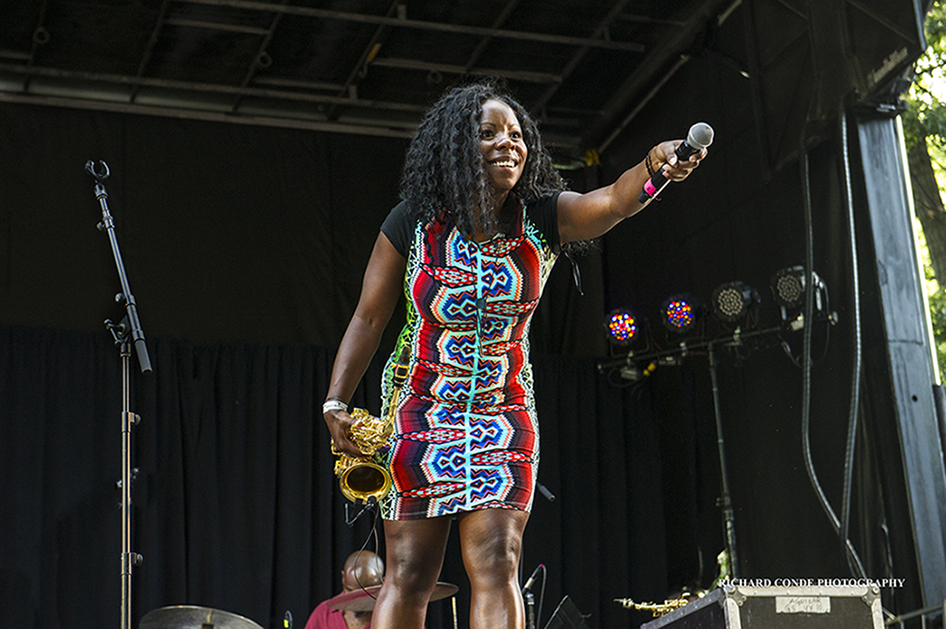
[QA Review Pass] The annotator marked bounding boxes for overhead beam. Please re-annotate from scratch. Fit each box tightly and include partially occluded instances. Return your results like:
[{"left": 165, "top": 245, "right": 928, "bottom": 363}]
[
  {"left": 0, "top": 89, "right": 417, "bottom": 138},
  {"left": 0, "top": 62, "right": 427, "bottom": 112},
  {"left": 0, "top": 89, "right": 582, "bottom": 150},
  {"left": 131, "top": 0, "right": 171, "bottom": 102},
  {"left": 581, "top": 0, "right": 739, "bottom": 152},
  {"left": 163, "top": 17, "right": 272, "bottom": 35},
  {"left": 181, "top": 0, "right": 647, "bottom": 52},
  {"left": 230, "top": 1, "right": 286, "bottom": 112},
  {"left": 461, "top": 0, "right": 523, "bottom": 74},
  {"left": 369, "top": 57, "right": 561, "bottom": 84},
  {"left": 531, "top": 0, "right": 635, "bottom": 116}
]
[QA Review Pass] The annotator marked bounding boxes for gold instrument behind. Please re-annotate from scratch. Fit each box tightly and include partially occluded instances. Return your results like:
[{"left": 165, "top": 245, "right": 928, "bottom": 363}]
[
  {"left": 615, "top": 589, "right": 706, "bottom": 618},
  {"left": 332, "top": 349, "right": 410, "bottom": 503}
]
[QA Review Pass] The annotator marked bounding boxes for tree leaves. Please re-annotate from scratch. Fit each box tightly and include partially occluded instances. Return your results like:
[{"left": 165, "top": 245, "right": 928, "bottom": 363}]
[{"left": 906, "top": 1, "right": 946, "bottom": 377}]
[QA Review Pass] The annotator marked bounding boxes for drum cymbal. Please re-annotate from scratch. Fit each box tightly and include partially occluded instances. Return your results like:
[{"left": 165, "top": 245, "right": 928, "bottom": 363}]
[
  {"left": 139, "top": 605, "right": 264, "bottom": 629},
  {"left": 326, "top": 582, "right": 459, "bottom": 612}
]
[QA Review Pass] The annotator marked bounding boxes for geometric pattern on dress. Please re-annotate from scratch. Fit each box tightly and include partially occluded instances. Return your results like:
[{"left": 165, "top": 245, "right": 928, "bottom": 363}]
[
  {"left": 470, "top": 450, "right": 531, "bottom": 466},
  {"left": 403, "top": 428, "right": 465, "bottom": 443},
  {"left": 467, "top": 413, "right": 514, "bottom": 450},
  {"left": 378, "top": 195, "right": 558, "bottom": 521},
  {"left": 402, "top": 482, "right": 465, "bottom": 499},
  {"left": 428, "top": 265, "right": 475, "bottom": 287},
  {"left": 424, "top": 441, "right": 467, "bottom": 480}
]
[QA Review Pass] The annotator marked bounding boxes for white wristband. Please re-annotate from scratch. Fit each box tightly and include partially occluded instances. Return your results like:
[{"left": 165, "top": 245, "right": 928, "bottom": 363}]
[{"left": 322, "top": 399, "right": 348, "bottom": 414}]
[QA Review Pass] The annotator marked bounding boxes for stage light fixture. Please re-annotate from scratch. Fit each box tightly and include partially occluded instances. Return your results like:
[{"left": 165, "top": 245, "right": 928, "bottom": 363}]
[
  {"left": 711, "top": 281, "right": 760, "bottom": 323},
  {"left": 661, "top": 294, "right": 701, "bottom": 333},
  {"left": 605, "top": 309, "right": 639, "bottom": 345},
  {"left": 770, "top": 266, "right": 823, "bottom": 309}
]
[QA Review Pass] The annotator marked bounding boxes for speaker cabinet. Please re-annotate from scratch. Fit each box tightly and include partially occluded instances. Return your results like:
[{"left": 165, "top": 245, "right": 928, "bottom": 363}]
[{"left": 640, "top": 585, "right": 884, "bottom": 629}]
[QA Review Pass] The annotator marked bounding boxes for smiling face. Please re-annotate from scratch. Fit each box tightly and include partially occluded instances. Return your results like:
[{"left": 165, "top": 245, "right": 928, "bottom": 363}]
[{"left": 479, "top": 99, "right": 527, "bottom": 200}]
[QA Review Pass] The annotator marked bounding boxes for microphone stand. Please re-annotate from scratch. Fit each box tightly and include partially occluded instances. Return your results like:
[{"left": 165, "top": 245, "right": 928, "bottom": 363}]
[
  {"left": 86, "top": 160, "right": 152, "bottom": 629},
  {"left": 707, "top": 343, "right": 739, "bottom": 580},
  {"left": 597, "top": 328, "right": 787, "bottom": 583},
  {"left": 521, "top": 563, "right": 544, "bottom": 629},
  {"left": 524, "top": 591, "right": 536, "bottom": 629}
]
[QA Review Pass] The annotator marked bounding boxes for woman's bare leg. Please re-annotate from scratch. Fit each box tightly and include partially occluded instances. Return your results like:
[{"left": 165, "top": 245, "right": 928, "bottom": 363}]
[
  {"left": 372, "top": 516, "right": 452, "bottom": 629},
  {"left": 458, "top": 508, "right": 530, "bottom": 629}
]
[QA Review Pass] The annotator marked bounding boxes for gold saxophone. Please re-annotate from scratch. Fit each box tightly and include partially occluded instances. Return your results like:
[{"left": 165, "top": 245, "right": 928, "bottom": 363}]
[
  {"left": 614, "top": 593, "right": 700, "bottom": 617},
  {"left": 332, "top": 350, "right": 410, "bottom": 503}
]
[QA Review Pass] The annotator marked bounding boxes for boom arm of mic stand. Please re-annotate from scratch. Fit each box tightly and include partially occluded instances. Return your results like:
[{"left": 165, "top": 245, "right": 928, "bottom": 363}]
[{"left": 88, "top": 161, "right": 152, "bottom": 374}]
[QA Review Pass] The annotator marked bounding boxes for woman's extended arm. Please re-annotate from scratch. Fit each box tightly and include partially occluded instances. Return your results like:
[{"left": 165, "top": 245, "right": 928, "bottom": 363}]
[
  {"left": 323, "top": 232, "right": 406, "bottom": 455},
  {"left": 557, "top": 140, "right": 707, "bottom": 244}
]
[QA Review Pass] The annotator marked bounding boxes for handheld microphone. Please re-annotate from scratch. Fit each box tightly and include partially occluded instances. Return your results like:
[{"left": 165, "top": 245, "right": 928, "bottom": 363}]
[{"left": 638, "top": 122, "right": 714, "bottom": 203}]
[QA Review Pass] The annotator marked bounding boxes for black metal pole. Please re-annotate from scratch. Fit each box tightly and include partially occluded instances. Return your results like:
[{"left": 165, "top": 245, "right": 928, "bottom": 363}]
[
  {"left": 86, "top": 160, "right": 149, "bottom": 629},
  {"left": 708, "top": 343, "right": 739, "bottom": 580},
  {"left": 118, "top": 337, "right": 141, "bottom": 629},
  {"left": 524, "top": 591, "right": 536, "bottom": 629}
]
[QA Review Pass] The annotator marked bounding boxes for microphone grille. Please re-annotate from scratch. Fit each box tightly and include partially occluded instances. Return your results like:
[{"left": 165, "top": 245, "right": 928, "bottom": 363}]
[{"left": 687, "top": 122, "right": 715, "bottom": 149}]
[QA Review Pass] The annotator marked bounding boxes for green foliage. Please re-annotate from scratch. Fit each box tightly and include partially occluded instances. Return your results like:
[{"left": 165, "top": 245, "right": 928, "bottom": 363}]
[
  {"left": 904, "top": 1, "right": 946, "bottom": 150},
  {"left": 924, "top": 262, "right": 946, "bottom": 377},
  {"left": 909, "top": 1, "right": 946, "bottom": 378}
]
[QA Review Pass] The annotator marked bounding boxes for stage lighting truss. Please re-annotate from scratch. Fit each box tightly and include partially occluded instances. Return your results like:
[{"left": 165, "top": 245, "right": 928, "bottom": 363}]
[
  {"left": 661, "top": 294, "right": 702, "bottom": 334},
  {"left": 597, "top": 271, "right": 839, "bottom": 385},
  {"left": 769, "top": 266, "right": 830, "bottom": 330},
  {"left": 711, "top": 281, "right": 761, "bottom": 325},
  {"left": 605, "top": 309, "right": 641, "bottom": 346}
]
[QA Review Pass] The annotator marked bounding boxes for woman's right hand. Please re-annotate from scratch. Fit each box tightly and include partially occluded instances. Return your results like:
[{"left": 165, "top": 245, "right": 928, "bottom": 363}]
[{"left": 324, "top": 408, "right": 363, "bottom": 456}]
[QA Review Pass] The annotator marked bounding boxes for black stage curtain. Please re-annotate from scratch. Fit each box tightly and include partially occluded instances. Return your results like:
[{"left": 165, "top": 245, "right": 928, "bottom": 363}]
[
  {"left": 0, "top": 99, "right": 606, "bottom": 356},
  {"left": 0, "top": 324, "right": 682, "bottom": 629}
]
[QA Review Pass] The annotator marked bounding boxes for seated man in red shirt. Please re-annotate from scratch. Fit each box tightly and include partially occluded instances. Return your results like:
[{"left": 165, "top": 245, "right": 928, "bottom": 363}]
[{"left": 304, "top": 551, "right": 384, "bottom": 629}]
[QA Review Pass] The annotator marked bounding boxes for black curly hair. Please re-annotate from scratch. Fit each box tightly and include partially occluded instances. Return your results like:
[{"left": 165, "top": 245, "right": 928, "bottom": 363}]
[{"left": 399, "top": 79, "right": 567, "bottom": 239}]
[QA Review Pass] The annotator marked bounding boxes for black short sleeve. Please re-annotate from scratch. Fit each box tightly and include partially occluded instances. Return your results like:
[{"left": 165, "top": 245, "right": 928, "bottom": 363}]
[
  {"left": 525, "top": 192, "right": 561, "bottom": 252},
  {"left": 380, "top": 201, "right": 417, "bottom": 258}
]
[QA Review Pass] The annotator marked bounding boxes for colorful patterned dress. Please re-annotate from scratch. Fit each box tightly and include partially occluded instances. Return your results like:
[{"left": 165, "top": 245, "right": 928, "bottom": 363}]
[{"left": 378, "top": 193, "right": 560, "bottom": 520}]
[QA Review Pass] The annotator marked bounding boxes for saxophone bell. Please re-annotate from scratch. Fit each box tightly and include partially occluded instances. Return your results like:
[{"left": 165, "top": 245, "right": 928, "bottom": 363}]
[
  {"left": 338, "top": 456, "right": 392, "bottom": 503},
  {"left": 332, "top": 346, "right": 410, "bottom": 504}
]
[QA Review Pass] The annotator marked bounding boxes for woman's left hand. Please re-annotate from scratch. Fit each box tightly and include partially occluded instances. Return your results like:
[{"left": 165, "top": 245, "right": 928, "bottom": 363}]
[{"left": 651, "top": 140, "right": 707, "bottom": 182}]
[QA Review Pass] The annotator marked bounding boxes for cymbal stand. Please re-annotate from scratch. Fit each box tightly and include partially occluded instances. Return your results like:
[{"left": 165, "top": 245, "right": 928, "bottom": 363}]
[{"left": 86, "top": 160, "right": 152, "bottom": 629}]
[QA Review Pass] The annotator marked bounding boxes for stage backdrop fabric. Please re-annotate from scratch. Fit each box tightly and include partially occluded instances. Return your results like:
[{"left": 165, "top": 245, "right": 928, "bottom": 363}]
[{"left": 0, "top": 324, "right": 675, "bottom": 629}]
